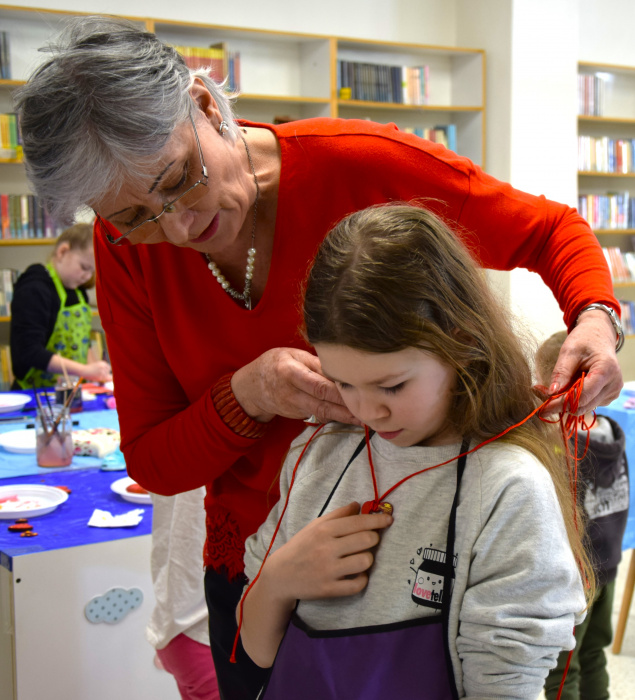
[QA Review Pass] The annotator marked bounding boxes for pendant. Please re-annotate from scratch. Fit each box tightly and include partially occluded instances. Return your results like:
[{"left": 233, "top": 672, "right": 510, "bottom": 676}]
[{"left": 361, "top": 501, "right": 393, "bottom": 516}]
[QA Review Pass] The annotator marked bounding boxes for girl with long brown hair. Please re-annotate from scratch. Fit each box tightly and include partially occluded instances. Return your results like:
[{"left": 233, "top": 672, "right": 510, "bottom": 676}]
[{"left": 239, "top": 203, "right": 591, "bottom": 699}]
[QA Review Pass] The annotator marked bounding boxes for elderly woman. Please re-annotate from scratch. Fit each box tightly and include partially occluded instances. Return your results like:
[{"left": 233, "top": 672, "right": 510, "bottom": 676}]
[{"left": 15, "top": 17, "right": 623, "bottom": 700}]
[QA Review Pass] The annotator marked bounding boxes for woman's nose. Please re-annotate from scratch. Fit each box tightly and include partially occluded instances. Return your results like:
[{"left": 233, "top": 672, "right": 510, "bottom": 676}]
[{"left": 158, "top": 209, "right": 194, "bottom": 244}]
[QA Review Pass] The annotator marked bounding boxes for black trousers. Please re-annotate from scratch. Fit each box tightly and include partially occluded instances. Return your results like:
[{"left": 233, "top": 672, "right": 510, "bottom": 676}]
[{"left": 204, "top": 568, "right": 270, "bottom": 700}]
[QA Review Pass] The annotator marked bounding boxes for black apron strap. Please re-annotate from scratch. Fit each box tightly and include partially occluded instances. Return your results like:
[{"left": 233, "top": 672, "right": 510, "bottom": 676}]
[
  {"left": 441, "top": 438, "right": 469, "bottom": 700},
  {"left": 317, "top": 431, "right": 372, "bottom": 517}
]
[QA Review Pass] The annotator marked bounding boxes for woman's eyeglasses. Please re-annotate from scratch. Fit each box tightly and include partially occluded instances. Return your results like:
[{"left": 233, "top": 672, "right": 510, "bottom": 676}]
[{"left": 100, "top": 113, "right": 209, "bottom": 245}]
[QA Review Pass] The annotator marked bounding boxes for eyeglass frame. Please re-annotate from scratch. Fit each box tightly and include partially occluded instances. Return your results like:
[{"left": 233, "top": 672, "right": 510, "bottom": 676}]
[{"left": 99, "top": 112, "right": 209, "bottom": 245}]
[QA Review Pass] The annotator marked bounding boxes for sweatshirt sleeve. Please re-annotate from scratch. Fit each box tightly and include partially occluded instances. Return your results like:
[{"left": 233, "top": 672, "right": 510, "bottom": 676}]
[
  {"left": 9, "top": 265, "right": 58, "bottom": 380},
  {"left": 456, "top": 451, "right": 586, "bottom": 699}
]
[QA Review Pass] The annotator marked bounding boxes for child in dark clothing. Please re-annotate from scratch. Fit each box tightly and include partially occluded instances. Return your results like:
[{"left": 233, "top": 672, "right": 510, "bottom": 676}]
[{"left": 538, "top": 331, "right": 630, "bottom": 700}]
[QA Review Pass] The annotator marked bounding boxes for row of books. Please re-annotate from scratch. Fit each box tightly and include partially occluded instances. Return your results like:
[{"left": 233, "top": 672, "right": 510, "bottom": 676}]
[
  {"left": 578, "top": 193, "right": 635, "bottom": 230},
  {"left": 0, "top": 344, "right": 14, "bottom": 391},
  {"left": 602, "top": 246, "right": 635, "bottom": 282},
  {"left": 0, "top": 32, "right": 10, "bottom": 80},
  {"left": 337, "top": 60, "right": 429, "bottom": 105},
  {"left": 0, "top": 268, "right": 18, "bottom": 317},
  {"left": 578, "top": 73, "right": 604, "bottom": 117},
  {"left": 0, "top": 113, "right": 21, "bottom": 161},
  {"left": 620, "top": 300, "right": 635, "bottom": 336},
  {"left": 172, "top": 43, "right": 241, "bottom": 91},
  {"left": 403, "top": 125, "right": 457, "bottom": 153},
  {"left": 578, "top": 136, "right": 635, "bottom": 173},
  {"left": 1, "top": 193, "right": 64, "bottom": 240}
]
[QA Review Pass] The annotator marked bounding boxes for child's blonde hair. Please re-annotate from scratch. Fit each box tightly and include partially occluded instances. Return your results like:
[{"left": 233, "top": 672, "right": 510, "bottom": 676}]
[
  {"left": 51, "top": 222, "right": 95, "bottom": 289},
  {"left": 303, "top": 203, "right": 594, "bottom": 603}
]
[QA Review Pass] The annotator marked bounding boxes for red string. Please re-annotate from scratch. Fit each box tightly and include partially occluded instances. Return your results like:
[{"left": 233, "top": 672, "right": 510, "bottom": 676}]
[
  {"left": 231, "top": 375, "right": 594, "bottom": 672},
  {"left": 230, "top": 422, "right": 325, "bottom": 663}
]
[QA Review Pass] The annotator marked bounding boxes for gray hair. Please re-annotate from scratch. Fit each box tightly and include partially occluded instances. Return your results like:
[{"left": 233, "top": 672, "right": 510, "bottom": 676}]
[{"left": 14, "top": 16, "right": 239, "bottom": 225}]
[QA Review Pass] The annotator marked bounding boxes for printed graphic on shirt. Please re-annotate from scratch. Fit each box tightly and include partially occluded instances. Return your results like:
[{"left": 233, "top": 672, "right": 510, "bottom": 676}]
[
  {"left": 585, "top": 467, "right": 629, "bottom": 520},
  {"left": 409, "top": 546, "right": 457, "bottom": 610}
]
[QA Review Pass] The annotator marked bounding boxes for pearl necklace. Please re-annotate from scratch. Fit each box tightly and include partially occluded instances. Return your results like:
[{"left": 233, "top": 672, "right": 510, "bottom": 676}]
[{"left": 205, "top": 134, "right": 259, "bottom": 310}]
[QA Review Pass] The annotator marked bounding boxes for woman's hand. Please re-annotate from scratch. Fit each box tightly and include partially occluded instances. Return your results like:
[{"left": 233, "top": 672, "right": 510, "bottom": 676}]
[
  {"left": 232, "top": 347, "right": 359, "bottom": 424},
  {"left": 548, "top": 309, "right": 623, "bottom": 413},
  {"left": 264, "top": 502, "right": 393, "bottom": 603}
]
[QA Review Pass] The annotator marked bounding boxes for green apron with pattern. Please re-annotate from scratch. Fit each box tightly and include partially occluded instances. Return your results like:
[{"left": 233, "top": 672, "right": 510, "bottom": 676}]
[{"left": 17, "top": 263, "right": 92, "bottom": 389}]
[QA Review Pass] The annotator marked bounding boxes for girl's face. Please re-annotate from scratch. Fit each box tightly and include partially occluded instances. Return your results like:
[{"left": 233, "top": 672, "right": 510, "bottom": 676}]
[
  {"left": 315, "top": 344, "right": 460, "bottom": 448},
  {"left": 53, "top": 244, "right": 95, "bottom": 289},
  {"left": 94, "top": 85, "right": 255, "bottom": 256}
]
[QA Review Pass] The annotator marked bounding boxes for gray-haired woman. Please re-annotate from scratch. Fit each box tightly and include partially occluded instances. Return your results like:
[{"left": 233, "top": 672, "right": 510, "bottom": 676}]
[{"left": 15, "top": 16, "right": 623, "bottom": 700}]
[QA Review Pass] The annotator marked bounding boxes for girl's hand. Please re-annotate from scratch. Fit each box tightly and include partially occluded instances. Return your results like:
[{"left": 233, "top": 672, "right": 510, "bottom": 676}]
[
  {"left": 83, "top": 360, "right": 113, "bottom": 383},
  {"left": 231, "top": 347, "right": 360, "bottom": 425},
  {"left": 263, "top": 502, "right": 393, "bottom": 604}
]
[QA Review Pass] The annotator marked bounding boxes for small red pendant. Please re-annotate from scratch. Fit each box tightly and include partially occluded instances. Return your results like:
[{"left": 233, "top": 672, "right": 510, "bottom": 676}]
[{"left": 361, "top": 501, "right": 393, "bottom": 516}]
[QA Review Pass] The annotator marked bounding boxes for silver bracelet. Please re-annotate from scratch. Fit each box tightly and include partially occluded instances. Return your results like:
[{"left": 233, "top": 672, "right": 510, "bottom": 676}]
[{"left": 575, "top": 303, "right": 624, "bottom": 352}]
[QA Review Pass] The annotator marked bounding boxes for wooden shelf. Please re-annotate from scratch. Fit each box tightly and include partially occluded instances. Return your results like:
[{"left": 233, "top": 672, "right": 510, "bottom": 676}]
[
  {"left": 578, "top": 115, "right": 635, "bottom": 125},
  {"left": 337, "top": 100, "right": 482, "bottom": 112},
  {"left": 613, "top": 281, "right": 635, "bottom": 288},
  {"left": 0, "top": 239, "right": 57, "bottom": 246},
  {"left": 578, "top": 171, "right": 635, "bottom": 177},
  {"left": 594, "top": 229, "right": 635, "bottom": 234}
]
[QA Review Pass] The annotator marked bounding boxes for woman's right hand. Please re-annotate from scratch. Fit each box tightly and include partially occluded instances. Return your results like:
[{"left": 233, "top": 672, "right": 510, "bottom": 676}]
[
  {"left": 263, "top": 502, "right": 393, "bottom": 603},
  {"left": 83, "top": 360, "right": 113, "bottom": 383},
  {"left": 231, "top": 347, "right": 359, "bottom": 424}
]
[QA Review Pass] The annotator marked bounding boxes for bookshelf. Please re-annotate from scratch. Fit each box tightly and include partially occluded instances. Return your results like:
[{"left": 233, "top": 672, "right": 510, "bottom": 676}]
[
  {"left": 578, "top": 61, "right": 635, "bottom": 375},
  {"left": 0, "top": 6, "right": 486, "bottom": 338}
]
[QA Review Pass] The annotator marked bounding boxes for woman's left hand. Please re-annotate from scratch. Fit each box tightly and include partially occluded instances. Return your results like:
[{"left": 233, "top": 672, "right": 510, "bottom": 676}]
[
  {"left": 232, "top": 347, "right": 359, "bottom": 425},
  {"left": 547, "top": 309, "right": 623, "bottom": 414}
]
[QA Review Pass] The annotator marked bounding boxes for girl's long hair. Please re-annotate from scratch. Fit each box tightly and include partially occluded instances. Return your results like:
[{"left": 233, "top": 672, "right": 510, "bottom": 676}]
[{"left": 303, "top": 203, "right": 594, "bottom": 604}]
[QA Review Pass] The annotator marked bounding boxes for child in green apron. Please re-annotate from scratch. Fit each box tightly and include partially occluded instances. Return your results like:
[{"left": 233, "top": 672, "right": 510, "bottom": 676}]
[{"left": 10, "top": 223, "right": 112, "bottom": 389}]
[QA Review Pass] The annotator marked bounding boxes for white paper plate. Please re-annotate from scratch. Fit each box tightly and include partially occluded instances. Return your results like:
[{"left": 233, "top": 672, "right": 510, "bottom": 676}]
[
  {"left": 110, "top": 476, "right": 152, "bottom": 505},
  {"left": 0, "top": 393, "right": 32, "bottom": 414},
  {"left": 0, "top": 429, "right": 36, "bottom": 454},
  {"left": 0, "top": 484, "right": 69, "bottom": 518}
]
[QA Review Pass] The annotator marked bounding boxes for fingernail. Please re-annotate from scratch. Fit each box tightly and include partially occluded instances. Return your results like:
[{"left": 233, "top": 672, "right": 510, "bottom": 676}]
[{"left": 549, "top": 383, "right": 559, "bottom": 394}]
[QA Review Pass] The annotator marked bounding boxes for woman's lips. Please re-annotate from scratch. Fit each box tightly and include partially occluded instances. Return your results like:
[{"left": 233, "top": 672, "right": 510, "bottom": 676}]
[
  {"left": 377, "top": 429, "right": 403, "bottom": 440},
  {"left": 192, "top": 212, "right": 219, "bottom": 243}
]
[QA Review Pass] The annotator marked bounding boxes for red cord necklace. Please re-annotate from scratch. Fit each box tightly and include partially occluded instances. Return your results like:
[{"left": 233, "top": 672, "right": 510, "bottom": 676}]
[{"left": 231, "top": 374, "right": 593, "bottom": 664}]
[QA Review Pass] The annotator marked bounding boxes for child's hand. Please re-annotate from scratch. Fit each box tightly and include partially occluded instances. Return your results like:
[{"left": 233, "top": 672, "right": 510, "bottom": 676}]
[{"left": 263, "top": 502, "right": 393, "bottom": 604}]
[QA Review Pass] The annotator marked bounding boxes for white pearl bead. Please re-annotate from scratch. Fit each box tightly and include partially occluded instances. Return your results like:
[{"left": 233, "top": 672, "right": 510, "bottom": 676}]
[
  {"left": 221, "top": 281, "right": 229, "bottom": 289},
  {"left": 245, "top": 271, "right": 253, "bottom": 280},
  {"left": 248, "top": 248, "right": 256, "bottom": 257},
  {"left": 246, "top": 263, "right": 254, "bottom": 273}
]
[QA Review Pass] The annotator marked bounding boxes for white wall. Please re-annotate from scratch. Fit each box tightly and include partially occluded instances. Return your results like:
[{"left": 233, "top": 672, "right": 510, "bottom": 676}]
[
  {"left": 5, "top": 0, "right": 458, "bottom": 45},
  {"left": 579, "top": 0, "right": 635, "bottom": 65}
]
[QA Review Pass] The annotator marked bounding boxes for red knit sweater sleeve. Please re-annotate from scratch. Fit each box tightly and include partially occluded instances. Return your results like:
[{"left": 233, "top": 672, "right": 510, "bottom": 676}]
[
  {"left": 93, "top": 228, "right": 265, "bottom": 496},
  {"left": 455, "top": 163, "right": 616, "bottom": 329}
]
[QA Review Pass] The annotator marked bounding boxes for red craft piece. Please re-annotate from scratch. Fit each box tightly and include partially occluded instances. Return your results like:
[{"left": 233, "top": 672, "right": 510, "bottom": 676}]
[
  {"left": 361, "top": 501, "right": 393, "bottom": 516},
  {"left": 15, "top": 518, "right": 29, "bottom": 523},
  {"left": 55, "top": 486, "right": 72, "bottom": 494},
  {"left": 20, "top": 530, "right": 38, "bottom": 537},
  {"left": 126, "top": 483, "right": 148, "bottom": 495},
  {"left": 8, "top": 522, "right": 33, "bottom": 533}
]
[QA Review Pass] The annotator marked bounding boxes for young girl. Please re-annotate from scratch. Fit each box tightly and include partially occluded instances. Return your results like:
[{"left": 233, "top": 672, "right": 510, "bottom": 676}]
[
  {"left": 10, "top": 223, "right": 112, "bottom": 388},
  {"left": 239, "top": 204, "right": 592, "bottom": 699}
]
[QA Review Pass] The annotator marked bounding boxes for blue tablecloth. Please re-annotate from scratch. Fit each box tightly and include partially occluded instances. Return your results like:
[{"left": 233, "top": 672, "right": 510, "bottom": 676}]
[
  {"left": 0, "top": 409, "right": 120, "bottom": 476},
  {"left": 597, "top": 391, "right": 635, "bottom": 550},
  {"left": 0, "top": 468, "right": 152, "bottom": 569}
]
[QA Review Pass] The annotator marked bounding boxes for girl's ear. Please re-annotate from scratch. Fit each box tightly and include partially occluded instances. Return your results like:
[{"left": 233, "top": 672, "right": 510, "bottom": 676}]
[
  {"left": 189, "top": 78, "right": 223, "bottom": 130},
  {"left": 54, "top": 241, "right": 71, "bottom": 259}
]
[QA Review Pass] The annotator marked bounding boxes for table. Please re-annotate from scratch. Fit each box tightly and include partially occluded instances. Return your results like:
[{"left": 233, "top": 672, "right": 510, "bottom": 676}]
[
  {"left": 0, "top": 401, "right": 177, "bottom": 700},
  {"left": 597, "top": 392, "right": 635, "bottom": 655}
]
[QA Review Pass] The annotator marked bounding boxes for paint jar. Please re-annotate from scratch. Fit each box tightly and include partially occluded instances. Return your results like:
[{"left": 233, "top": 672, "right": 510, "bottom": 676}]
[
  {"left": 35, "top": 404, "right": 73, "bottom": 468},
  {"left": 55, "top": 377, "right": 83, "bottom": 413}
]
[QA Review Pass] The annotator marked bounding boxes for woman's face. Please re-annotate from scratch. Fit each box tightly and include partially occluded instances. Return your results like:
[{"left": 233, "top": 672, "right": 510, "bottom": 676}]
[{"left": 93, "top": 87, "right": 256, "bottom": 255}]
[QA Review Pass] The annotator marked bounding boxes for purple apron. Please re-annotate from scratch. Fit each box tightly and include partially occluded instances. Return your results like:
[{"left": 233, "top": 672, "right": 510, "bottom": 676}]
[{"left": 260, "top": 438, "right": 468, "bottom": 700}]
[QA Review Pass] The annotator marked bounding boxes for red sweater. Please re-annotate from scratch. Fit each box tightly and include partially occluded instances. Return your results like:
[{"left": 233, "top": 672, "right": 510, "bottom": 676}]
[{"left": 95, "top": 118, "right": 616, "bottom": 578}]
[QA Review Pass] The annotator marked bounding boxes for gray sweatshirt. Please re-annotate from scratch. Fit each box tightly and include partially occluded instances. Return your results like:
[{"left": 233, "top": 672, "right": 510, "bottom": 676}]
[{"left": 244, "top": 424, "right": 586, "bottom": 699}]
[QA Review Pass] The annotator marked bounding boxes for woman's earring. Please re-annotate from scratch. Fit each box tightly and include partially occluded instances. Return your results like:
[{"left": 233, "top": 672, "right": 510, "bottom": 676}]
[{"left": 219, "top": 121, "right": 229, "bottom": 137}]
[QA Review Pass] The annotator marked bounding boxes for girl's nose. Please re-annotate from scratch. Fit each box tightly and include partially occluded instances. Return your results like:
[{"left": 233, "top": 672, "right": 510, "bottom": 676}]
[{"left": 354, "top": 394, "right": 390, "bottom": 424}]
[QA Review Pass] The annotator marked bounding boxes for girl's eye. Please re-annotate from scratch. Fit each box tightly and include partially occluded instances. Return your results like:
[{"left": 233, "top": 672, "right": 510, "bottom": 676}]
[{"left": 381, "top": 382, "right": 405, "bottom": 395}]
